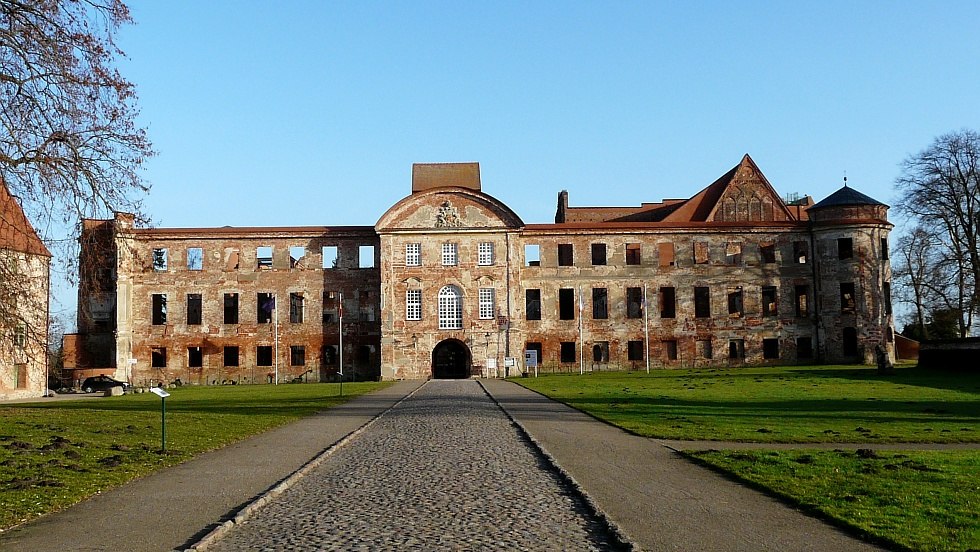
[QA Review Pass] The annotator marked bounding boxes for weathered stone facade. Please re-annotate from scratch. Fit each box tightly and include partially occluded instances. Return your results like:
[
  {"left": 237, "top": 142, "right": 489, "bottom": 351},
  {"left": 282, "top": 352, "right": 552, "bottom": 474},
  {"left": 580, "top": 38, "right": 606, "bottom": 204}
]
[{"left": 71, "top": 156, "right": 894, "bottom": 383}]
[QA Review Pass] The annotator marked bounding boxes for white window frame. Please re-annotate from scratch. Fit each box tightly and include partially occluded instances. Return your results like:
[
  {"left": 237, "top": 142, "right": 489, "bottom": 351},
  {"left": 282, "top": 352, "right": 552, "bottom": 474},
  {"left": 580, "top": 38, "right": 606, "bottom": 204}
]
[
  {"left": 478, "top": 242, "right": 494, "bottom": 266},
  {"left": 405, "top": 243, "right": 421, "bottom": 267},
  {"left": 406, "top": 289, "right": 421, "bottom": 321},
  {"left": 438, "top": 285, "right": 463, "bottom": 329},
  {"left": 479, "top": 288, "right": 495, "bottom": 319},
  {"left": 442, "top": 243, "right": 458, "bottom": 266}
]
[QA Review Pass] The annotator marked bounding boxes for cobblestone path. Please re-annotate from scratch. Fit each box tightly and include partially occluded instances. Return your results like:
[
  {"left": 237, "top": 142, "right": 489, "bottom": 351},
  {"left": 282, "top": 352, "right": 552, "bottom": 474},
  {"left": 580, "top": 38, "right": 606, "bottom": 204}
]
[{"left": 208, "top": 380, "right": 623, "bottom": 551}]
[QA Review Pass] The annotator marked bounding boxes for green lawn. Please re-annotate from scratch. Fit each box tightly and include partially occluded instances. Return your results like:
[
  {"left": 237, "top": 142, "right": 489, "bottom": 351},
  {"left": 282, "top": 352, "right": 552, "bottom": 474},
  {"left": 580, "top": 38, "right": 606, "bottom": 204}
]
[
  {"left": 0, "top": 382, "right": 389, "bottom": 531},
  {"left": 514, "top": 364, "right": 980, "bottom": 443},
  {"left": 515, "top": 364, "right": 980, "bottom": 551},
  {"left": 686, "top": 449, "right": 980, "bottom": 552}
]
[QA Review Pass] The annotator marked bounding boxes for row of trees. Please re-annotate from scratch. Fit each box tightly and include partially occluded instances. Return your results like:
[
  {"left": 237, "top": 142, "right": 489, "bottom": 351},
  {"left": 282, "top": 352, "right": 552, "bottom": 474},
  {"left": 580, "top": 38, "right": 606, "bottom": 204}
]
[{"left": 893, "top": 129, "right": 980, "bottom": 339}]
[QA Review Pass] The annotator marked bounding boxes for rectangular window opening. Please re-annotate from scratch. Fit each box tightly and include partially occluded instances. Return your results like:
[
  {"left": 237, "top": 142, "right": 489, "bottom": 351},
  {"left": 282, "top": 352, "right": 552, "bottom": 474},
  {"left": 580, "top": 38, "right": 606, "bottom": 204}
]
[
  {"left": 525, "top": 244, "right": 540, "bottom": 267},
  {"left": 290, "top": 345, "right": 305, "bottom": 366},
  {"left": 187, "top": 247, "right": 203, "bottom": 270},
  {"left": 526, "top": 289, "right": 541, "bottom": 320},
  {"left": 359, "top": 245, "right": 375, "bottom": 268},
  {"left": 406, "top": 289, "right": 421, "bottom": 321},
  {"left": 187, "top": 293, "right": 202, "bottom": 325},
  {"left": 727, "top": 287, "right": 744, "bottom": 317},
  {"left": 660, "top": 287, "right": 676, "bottom": 319},
  {"left": 698, "top": 339, "right": 713, "bottom": 359},
  {"left": 289, "top": 292, "right": 305, "bottom": 323},
  {"left": 558, "top": 288, "right": 575, "bottom": 320},
  {"left": 795, "top": 285, "right": 809, "bottom": 317},
  {"left": 626, "top": 287, "right": 643, "bottom": 319},
  {"left": 728, "top": 339, "right": 745, "bottom": 360},
  {"left": 151, "top": 294, "right": 167, "bottom": 325},
  {"left": 323, "top": 291, "right": 338, "bottom": 324},
  {"left": 441, "top": 243, "right": 458, "bottom": 266},
  {"left": 224, "top": 293, "right": 239, "bottom": 324},
  {"left": 796, "top": 337, "right": 813, "bottom": 359},
  {"left": 626, "top": 243, "right": 641, "bottom": 265},
  {"left": 591, "top": 243, "right": 606, "bottom": 266},
  {"left": 151, "top": 347, "right": 167, "bottom": 368},
  {"left": 479, "top": 288, "right": 495, "bottom": 320},
  {"left": 258, "top": 292, "right": 275, "bottom": 323},
  {"left": 883, "top": 281, "right": 892, "bottom": 315},
  {"left": 763, "top": 338, "right": 779, "bottom": 359},
  {"left": 223, "top": 346, "right": 239, "bottom": 367},
  {"left": 558, "top": 244, "right": 574, "bottom": 266},
  {"left": 628, "top": 340, "right": 645, "bottom": 361},
  {"left": 560, "top": 342, "right": 576, "bottom": 364},
  {"left": 762, "top": 286, "right": 778, "bottom": 317},
  {"left": 322, "top": 246, "right": 338, "bottom": 269},
  {"left": 256, "top": 246, "right": 273, "bottom": 270},
  {"left": 694, "top": 241, "right": 709, "bottom": 264},
  {"left": 257, "top": 346, "right": 273, "bottom": 367},
  {"left": 793, "top": 241, "right": 808, "bottom": 264},
  {"left": 662, "top": 340, "right": 677, "bottom": 361},
  {"left": 406, "top": 243, "right": 421, "bottom": 266},
  {"left": 840, "top": 282, "right": 856, "bottom": 313},
  {"left": 478, "top": 242, "right": 494, "bottom": 266},
  {"left": 725, "top": 242, "right": 742, "bottom": 265},
  {"left": 694, "top": 287, "right": 711, "bottom": 318},
  {"left": 838, "top": 237, "right": 853, "bottom": 260},
  {"left": 152, "top": 248, "right": 168, "bottom": 271},
  {"left": 188, "top": 346, "right": 203, "bottom": 368},
  {"left": 289, "top": 246, "right": 306, "bottom": 269},
  {"left": 760, "top": 243, "right": 776, "bottom": 264},
  {"left": 592, "top": 288, "right": 608, "bottom": 319},
  {"left": 881, "top": 237, "right": 889, "bottom": 261}
]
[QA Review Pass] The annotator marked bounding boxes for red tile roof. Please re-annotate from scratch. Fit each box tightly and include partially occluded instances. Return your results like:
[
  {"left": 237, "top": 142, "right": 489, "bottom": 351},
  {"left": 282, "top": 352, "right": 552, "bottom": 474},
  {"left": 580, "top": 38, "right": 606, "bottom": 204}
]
[{"left": 0, "top": 178, "right": 51, "bottom": 257}]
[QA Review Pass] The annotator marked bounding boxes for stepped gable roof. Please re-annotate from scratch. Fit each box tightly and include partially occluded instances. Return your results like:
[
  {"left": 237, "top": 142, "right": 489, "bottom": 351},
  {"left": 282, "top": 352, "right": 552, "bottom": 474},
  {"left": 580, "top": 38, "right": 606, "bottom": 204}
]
[
  {"left": 0, "top": 178, "right": 51, "bottom": 257},
  {"left": 662, "top": 154, "right": 798, "bottom": 223},
  {"left": 809, "top": 185, "right": 886, "bottom": 210}
]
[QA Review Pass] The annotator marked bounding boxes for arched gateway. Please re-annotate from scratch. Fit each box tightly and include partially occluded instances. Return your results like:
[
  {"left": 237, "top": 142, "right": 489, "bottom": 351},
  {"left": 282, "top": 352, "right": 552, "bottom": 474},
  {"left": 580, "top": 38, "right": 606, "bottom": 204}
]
[{"left": 432, "top": 339, "right": 472, "bottom": 379}]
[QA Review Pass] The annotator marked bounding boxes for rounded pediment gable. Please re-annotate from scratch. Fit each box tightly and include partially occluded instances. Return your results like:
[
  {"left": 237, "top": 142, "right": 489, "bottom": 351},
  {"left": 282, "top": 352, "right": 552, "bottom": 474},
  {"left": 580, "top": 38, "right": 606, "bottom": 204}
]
[{"left": 376, "top": 187, "right": 523, "bottom": 231}]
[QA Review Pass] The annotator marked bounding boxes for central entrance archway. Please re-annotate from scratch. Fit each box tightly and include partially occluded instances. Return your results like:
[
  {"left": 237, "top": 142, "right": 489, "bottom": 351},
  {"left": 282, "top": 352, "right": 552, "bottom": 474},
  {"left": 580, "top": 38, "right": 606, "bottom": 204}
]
[{"left": 431, "top": 339, "right": 471, "bottom": 379}]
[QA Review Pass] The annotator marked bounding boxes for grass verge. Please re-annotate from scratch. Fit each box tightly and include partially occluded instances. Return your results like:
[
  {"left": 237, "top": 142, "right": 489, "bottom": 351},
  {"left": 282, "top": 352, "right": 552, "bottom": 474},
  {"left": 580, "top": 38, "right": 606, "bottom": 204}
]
[
  {"left": 684, "top": 449, "right": 980, "bottom": 552},
  {"left": 513, "top": 364, "right": 980, "bottom": 443},
  {"left": 0, "top": 382, "right": 389, "bottom": 531}
]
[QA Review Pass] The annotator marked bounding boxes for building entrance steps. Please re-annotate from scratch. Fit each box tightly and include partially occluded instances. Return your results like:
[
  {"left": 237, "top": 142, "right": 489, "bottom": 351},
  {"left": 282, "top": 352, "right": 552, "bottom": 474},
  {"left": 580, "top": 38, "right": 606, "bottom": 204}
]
[{"left": 481, "top": 379, "right": 886, "bottom": 552}]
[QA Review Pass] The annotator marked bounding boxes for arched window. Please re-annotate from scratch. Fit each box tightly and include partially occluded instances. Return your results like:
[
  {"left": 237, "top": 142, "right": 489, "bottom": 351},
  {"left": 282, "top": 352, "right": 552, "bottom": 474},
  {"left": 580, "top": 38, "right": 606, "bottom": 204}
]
[{"left": 438, "top": 285, "right": 463, "bottom": 329}]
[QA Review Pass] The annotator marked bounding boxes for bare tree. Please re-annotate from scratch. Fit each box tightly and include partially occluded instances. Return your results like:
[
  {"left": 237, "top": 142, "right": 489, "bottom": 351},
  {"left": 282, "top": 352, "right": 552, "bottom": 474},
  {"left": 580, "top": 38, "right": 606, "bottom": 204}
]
[
  {"left": 1, "top": 0, "right": 152, "bottom": 339},
  {"left": 896, "top": 129, "right": 980, "bottom": 337}
]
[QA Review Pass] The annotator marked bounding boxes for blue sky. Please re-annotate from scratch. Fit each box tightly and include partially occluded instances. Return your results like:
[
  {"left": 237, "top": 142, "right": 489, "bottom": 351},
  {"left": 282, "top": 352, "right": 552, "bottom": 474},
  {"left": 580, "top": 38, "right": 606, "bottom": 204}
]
[{"left": 51, "top": 1, "right": 980, "bottom": 320}]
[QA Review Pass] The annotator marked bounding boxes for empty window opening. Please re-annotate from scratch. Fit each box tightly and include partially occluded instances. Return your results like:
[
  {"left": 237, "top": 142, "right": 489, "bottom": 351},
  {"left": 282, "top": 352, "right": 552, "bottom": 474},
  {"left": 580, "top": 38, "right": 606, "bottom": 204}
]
[
  {"left": 441, "top": 243, "right": 458, "bottom": 266},
  {"left": 883, "top": 281, "right": 892, "bottom": 315},
  {"left": 628, "top": 340, "right": 646, "bottom": 361},
  {"left": 152, "top": 294, "right": 167, "bottom": 325},
  {"left": 662, "top": 340, "right": 677, "bottom": 361},
  {"left": 763, "top": 338, "right": 779, "bottom": 359},
  {"left": 694, "top": 241, "right": 709, "bottom": 264},
  {"left": 479, "top": 288, "right": 495, "bottom": 320},
  {"left": 359, "top": 289, "right": 376, "bottom": 322},
  {"left": 558, "top": 244, "right": 574, "bottom": 266},
  {"left": 257, "top": 292, "right": 275, "bottom": 323},
  {"left": 560, "top": 342, "right": 576, "bottom": 364},
  {"left": 660, "top": 287, "right": 676, "bottom": 318},
  {"left": 406, "top": 289, "right": 421, "bottom": 321},
  {"left": 290, "top": 293, "right": 305, "bottom": 323},
  {"left": 322, "top": 246, "right": 338, "bottom": 269},
  {"left": 626, "top": 287, "right": 643, "bottom": 319},
  {"left": 151, "top": 347, "right": 167, "bottom": 368},
  {"left": 256, "top": 246, "right": 273, "bottom": 270},
  {"left": 525, "top": 289, "right": 541, "bottom": 320},
  {"left": 405, "top": 243, "right": 421, "bottom": 266},
  {"left": 793, "top": 241, "right": 808, "bottom": 264},
  {"left": 838, "top": 237, "right": 853, "bottom": 260},
  {"left": 256, "top": 346, "right": 273, "bottom": 367},
  {"left": 592, "top": 341, "right": 609, "bottom": 363},
  {"left": 478, "top": 242, "right": 494, "bottom": 265},
  {"left": 322, "top": 345, "right": 338, "bottom": 365},
  {"left": 525, "top": 244, "right": 540, "bottom": 267},
  {"left": 13, "top": 325, "right": 26, "bottom": 348},
  {"left": 762, "top": 286, "right": 778, "bottom": 317},
  {"left": 728, "top": 287, "right": 744, "bottom": 317},
  {"left": 840, "top": 282, "right": 856, "bottom": 313},
  {"left": 795, "top": 285, "right": 809, "bottom": 317},
  {"left": 694, "top": 287, "right": 711, "bottom": 318},
  {"left": 559, "top": 288, "right": 576, "bottom": 320},
  {"left": 842, "top": 327, "right": 858, "bottom": 356},
  {"left": 224, "top": 293, "right": 239, "bottom": 324},
  {"left": 438, "top": 285, "right": 463, "bottom": 330},
  {"left": 725, "top": 242, "right": 742, "bottom": 265},
  {"left": 359, "top": 245, "right": 375, "bottom": 268},
  {"left": 728, "top": 339, "right": 745, "bottom": 360},
  {"left": 323, "top": 291, "right": 338, "bottom": 323},
  {"left": 187, "top": 293, "right": 202, "bottom": 325},
  {"left": 698, "top": 339, "right": 713, "bottom": 359},
  {"left": 592, "top": 288, "right": 608, "bottom": 319},
  {"left": 290, "top": 345, "right": 306, "bottom": 366},
  {"left": 797, "top": 337, "right": 813, "bottom": 359},
  {"left": 152, "top": 248, "right": 168, "bottom": 271},
  {"left": 188, "top": 347, "right": 203, "bottom": 368},
  {"left": 289, "top": 246, "right": 306, "bottom": 269},
  {"left": 591, "top": 243, "right": 606, "bottom": 266},
  {"left": 626, "top": 243, "right": 641, "bottom": 265},
  {"left": 760, "top": 243, "right": 776, "bottom": 264},
  {"left": 881, "top": 237, "right": 889, "bottom": 261},
  {"left": 187, "top": 247, "right": 203, "bottom": 270},
  {"left": 658, "top": 242, "right": 674, "bottom": 267},
  {"left": 224, "top": 346, "right": 239, "bottom": 367}
]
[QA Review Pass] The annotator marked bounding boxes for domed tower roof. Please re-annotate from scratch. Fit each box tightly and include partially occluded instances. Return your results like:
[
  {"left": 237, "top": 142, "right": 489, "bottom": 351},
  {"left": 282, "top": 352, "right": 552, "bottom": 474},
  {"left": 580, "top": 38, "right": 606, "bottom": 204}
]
[{"left": 809, "top": 185, "right": 886, "bottom": 211}]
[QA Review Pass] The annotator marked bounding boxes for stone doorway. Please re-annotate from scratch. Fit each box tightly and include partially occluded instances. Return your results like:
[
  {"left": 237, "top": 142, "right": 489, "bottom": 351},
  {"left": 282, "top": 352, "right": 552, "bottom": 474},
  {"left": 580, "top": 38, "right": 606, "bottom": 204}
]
[{"left": 432, "top": 339, "right": 471, "bottom": 379}]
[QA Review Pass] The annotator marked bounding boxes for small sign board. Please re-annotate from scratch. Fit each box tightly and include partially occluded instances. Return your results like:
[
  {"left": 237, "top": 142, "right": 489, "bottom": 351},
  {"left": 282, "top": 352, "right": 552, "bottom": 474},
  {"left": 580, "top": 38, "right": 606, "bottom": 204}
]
[
  {"left": 150, "top": 387, "right": 170, "bottom": 398},
  {"left": 128, "top": 358, "right": 138, "bottom": 365},
  {"left": 486, "top": 358, "right": 497, "bottom": 369},
  {"left": 524, "top": 350, "right": 538, "bottom": 368},
  {"left": 504, "top": 357, "right": 516, "bottom": 367}
]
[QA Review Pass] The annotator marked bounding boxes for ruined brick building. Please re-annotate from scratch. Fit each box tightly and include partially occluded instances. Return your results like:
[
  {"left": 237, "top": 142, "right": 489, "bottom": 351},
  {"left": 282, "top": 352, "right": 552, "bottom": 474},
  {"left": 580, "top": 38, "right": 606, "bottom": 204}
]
[
  {"left": 1, "top": 179, "right": 50, "bottom": 400},
  {"left": 69, "top": 156, "right": 894, "bottom": 385}
]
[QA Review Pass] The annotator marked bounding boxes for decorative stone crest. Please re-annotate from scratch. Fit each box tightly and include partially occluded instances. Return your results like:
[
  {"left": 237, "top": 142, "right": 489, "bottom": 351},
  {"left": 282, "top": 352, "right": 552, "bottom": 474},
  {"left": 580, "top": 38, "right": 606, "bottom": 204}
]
[{"left": 435, "top": 200, "right": 462, "bottom": 228}]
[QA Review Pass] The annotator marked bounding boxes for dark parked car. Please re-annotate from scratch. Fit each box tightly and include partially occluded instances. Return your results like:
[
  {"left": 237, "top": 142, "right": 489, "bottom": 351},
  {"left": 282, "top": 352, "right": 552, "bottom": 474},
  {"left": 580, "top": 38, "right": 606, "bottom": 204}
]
[{"left": 81, "top": 375, "right": 130, "bottom": 394}]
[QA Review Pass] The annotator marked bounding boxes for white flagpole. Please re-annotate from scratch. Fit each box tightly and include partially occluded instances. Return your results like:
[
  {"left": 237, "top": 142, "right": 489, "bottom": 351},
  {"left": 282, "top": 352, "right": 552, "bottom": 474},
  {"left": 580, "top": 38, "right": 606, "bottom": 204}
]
[
  {"left": 579, "top": 286, "right": 584, "bottom": 375},
  {"left": 273, "top": 293, "right": 279, "bottom": 385},
  {"left": 339, "top": 291, "right": 344, "bottom": 393},
  {"left": 644, "top": 284, "right": 650, "bottom": 374}
]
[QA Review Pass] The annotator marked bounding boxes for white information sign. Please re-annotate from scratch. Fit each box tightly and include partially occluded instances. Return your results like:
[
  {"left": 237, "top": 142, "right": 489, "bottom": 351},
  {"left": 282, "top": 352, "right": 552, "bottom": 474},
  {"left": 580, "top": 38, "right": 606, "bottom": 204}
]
[
  {"left": 524, "top": 350, "right": 538, "bottom": 368},
  {"left": 150, "top": 387, "right": 170, "bottom": 398}
]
